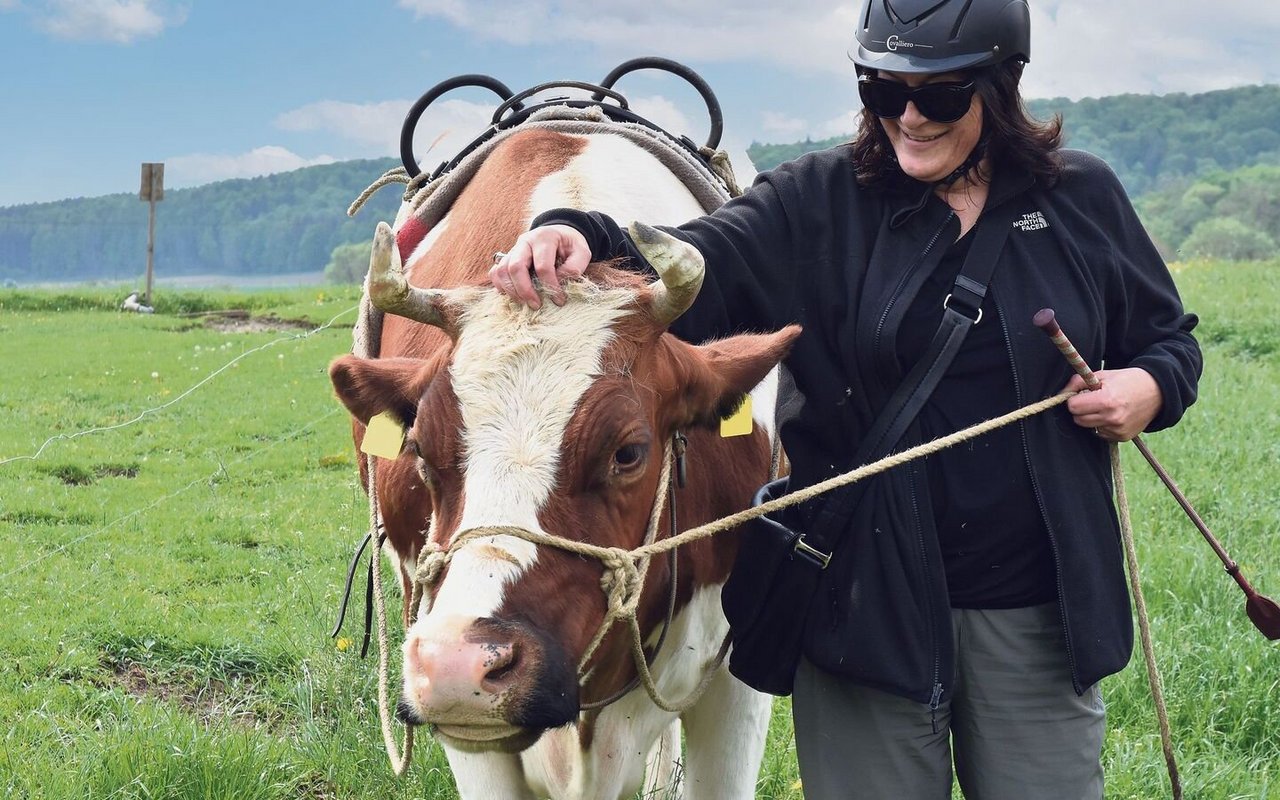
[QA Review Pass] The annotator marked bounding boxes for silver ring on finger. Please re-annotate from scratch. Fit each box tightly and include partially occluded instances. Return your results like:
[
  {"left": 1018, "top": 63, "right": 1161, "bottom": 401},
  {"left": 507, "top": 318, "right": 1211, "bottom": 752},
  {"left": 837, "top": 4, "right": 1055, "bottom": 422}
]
[{"left": 493, "top": 251, "right": 507, "bottom": 265}]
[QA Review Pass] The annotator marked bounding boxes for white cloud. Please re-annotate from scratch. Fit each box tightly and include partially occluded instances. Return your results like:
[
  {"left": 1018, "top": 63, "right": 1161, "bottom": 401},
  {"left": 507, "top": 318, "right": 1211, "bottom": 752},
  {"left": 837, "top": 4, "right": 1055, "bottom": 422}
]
[
  {"left": 760, "top": 111, "right": 808, "bottom": 140},
  {"left": 35, "top": 0, "right": 185, "bottom": 44},
  {"left": 164, "top": 146, "right": 336, "bottom": 187},
  {"left": 397, "top": 0, "right": 860, "bottom": 75},
  {"left": 393, "top": 0, "right": 1280, "bottom": 128},
  {"left": 629, "top": 95, "right": 695, "bottom": 139},
  {"left": 1022, "top": 1, "right": 1280, "bottom": 100},
  {"left": 275, "top": 100, "right": 412, "bottom": 154},
  {"left": 275, "top": 97, "right": 495, "bottom": 167},
  {"left": 0, "top": 0, "right": 20, "bottom": 11}
]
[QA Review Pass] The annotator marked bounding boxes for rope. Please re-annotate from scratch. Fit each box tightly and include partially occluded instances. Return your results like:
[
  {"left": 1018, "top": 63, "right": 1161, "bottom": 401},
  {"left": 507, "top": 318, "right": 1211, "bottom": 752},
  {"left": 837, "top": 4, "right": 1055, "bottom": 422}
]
[
  {"left": 633, "top": 391, "right": 1073, "bottom": 559},
  {"left": 367, "top": 453, "right": 415, "bottom": 776},
  {"left": 1112, "top": 443, "right": 1183, "bottom": 799},
  {"left": 347, "top": 167, "right": 433, "bottom": 218},
  {"left": 579, "top": 443, "right": 673, "bottom": 673}
]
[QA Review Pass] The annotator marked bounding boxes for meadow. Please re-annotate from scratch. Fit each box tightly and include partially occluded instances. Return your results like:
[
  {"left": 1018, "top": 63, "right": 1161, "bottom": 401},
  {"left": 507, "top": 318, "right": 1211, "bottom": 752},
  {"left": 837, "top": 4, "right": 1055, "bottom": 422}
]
[{"left": 0, "top": 261, "right": 1277, "bottom": 799}]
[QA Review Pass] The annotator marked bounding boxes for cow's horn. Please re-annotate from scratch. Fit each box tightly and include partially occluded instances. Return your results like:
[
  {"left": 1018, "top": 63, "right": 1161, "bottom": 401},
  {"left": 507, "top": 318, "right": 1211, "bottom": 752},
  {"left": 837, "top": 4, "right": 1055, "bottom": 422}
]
[
  {"left": 366, "top": 221, "right": 454, "bottom": 331},
  {"left": 629, "top": 221, "right": 705, "bottom": 327}
]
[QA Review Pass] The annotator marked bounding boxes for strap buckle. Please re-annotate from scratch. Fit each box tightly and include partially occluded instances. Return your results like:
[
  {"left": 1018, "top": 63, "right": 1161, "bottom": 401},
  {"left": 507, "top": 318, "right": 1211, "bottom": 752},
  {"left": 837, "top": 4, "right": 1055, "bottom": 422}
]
[
  {"left": 793, "top": 535, "right": 832, "bottom": 569},
  {"left": 943, "top": 293, "right": 983, "bottom": 325}
]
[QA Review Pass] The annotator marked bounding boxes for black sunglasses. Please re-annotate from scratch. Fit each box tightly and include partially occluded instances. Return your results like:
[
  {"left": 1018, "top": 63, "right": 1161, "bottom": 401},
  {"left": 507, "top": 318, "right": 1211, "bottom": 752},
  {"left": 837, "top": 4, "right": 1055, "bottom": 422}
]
[{"left": 858, "top": 76, "right": 976, "bottom": 124}]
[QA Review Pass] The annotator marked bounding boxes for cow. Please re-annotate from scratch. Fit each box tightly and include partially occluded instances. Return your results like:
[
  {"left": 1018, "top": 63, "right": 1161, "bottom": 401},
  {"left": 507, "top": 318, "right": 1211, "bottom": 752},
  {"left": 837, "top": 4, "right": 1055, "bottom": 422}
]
[{"left": 329, "top": 124, "right": 798, "bottom": 799}]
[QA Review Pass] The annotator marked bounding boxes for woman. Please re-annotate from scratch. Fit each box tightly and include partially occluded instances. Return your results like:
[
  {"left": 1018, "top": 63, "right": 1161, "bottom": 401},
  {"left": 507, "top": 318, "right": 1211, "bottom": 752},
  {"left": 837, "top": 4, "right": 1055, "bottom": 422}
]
[{"left": 491, "top": 0, "right": 1202, "bottom": 796}]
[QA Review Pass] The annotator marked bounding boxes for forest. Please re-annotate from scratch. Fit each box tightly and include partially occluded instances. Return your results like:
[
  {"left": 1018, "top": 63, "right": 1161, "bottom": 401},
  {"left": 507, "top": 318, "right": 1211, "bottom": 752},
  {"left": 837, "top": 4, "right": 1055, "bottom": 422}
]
[
  {"left": 3, "top": 83, "right": 1279, "bottom": 284},
  {"left": 0, "top": 159, "right": 401, "bottom": 284}
]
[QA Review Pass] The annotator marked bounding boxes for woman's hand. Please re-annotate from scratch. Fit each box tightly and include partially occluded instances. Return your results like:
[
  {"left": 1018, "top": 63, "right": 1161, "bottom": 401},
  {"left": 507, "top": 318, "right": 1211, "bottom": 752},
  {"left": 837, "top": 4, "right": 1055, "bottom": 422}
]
[
  {"left": 489, "top": 224, "right": 591, "bottom": 310},
  {"left": 1063, "top": 367, "right": 1164, "bottom": 441}
]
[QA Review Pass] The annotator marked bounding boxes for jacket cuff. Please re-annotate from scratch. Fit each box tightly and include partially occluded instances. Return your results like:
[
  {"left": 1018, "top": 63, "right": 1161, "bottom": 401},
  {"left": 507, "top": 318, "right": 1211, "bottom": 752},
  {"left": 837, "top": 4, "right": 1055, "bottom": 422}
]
[{"left": 1128, "top": 354, "right": 1195, "bottom": 433}]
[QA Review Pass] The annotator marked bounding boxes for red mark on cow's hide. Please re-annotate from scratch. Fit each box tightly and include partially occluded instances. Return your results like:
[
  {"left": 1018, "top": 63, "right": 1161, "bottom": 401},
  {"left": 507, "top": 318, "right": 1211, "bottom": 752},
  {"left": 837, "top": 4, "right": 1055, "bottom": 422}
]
[{"left": 396, "top": 216, "right": 429, "bottom": 262}]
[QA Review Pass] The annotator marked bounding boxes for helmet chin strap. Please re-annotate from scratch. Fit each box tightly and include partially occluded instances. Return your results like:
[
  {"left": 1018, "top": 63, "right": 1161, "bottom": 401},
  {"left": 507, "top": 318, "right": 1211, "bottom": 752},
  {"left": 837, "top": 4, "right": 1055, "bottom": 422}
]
[{"left": 934, "top": 139, "right": 987, "bottom": 188}]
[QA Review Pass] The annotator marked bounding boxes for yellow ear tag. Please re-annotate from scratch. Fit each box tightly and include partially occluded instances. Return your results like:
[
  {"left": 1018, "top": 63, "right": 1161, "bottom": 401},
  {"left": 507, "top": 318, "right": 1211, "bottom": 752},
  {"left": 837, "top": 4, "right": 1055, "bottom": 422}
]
[
  {"left": 719, "top": 395, "right": 754, "bottom": 438},
  {"left": 361, "top": 411, "right": 406, "bottom": 459}
]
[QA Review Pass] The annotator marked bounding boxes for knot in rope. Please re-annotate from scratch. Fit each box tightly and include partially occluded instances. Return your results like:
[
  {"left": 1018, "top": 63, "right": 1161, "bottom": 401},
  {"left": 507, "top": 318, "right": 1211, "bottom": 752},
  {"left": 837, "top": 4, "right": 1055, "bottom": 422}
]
[
  {"left": 599, "top": 548, "right": 644, "bottom": 620},
  {"left": 415, "top": 540, "right": 448, "bottom": 590}
]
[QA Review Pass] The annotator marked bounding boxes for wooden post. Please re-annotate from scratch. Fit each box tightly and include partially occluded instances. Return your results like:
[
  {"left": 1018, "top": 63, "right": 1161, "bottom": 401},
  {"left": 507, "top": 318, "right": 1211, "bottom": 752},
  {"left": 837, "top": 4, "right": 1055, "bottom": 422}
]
[{"left": 139, "top": 163, "right": 164, "bottom": 306}]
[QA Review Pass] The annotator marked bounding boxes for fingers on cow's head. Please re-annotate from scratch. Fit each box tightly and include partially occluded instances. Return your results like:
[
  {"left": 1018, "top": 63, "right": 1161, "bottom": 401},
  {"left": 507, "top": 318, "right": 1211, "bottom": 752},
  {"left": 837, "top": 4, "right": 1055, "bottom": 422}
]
[
  {"left": 328, "top": 355, "right": 434, "bottom": 430},
  {"left": 667, "top": 325, "right": 802, "bottom": 429}
]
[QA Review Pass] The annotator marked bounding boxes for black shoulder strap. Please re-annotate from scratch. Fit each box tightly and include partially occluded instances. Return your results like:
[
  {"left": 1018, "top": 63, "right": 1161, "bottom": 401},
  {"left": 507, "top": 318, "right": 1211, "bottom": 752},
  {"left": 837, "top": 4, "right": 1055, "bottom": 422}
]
[{"left": 800, "top": 199, "right": 1022, "bottom": 563}]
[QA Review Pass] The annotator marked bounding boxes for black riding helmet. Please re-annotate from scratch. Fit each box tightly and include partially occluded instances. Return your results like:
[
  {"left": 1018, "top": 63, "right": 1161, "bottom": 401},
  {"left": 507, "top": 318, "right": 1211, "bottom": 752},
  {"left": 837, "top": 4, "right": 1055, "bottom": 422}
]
[{"left": 850, "top": 0, "right": 1030, "bottom": 73}]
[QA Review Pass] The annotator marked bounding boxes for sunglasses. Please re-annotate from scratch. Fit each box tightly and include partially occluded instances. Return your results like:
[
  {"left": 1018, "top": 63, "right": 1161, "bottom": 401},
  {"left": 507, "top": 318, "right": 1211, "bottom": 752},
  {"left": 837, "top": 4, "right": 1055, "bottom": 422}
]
[{"left": 858, "top": 76, "right": 976, "bottom": 124}]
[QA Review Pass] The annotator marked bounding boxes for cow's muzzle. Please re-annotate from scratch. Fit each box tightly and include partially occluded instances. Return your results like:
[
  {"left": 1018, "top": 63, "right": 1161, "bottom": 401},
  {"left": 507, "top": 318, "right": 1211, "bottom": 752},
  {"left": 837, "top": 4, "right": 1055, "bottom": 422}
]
[{"left": 399, "top": 614, "right": 578, "bottom": 751}]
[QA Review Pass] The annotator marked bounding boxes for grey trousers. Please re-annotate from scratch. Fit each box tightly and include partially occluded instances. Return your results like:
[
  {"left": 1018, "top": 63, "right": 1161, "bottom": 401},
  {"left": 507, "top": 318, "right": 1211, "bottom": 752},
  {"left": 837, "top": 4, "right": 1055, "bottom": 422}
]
[{"left": 792, "top": 604, "right": 1106, "bottom": 800}]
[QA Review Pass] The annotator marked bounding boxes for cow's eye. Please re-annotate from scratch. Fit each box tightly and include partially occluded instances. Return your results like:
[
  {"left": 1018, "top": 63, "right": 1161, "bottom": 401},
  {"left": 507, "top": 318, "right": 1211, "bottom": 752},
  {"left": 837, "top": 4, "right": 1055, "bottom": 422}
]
[
  {"left": 612, "top": 443, "right": 648, "bottom": 472},
  {"left": 409, "top": 440, "right": 435, "bottom": 489}
]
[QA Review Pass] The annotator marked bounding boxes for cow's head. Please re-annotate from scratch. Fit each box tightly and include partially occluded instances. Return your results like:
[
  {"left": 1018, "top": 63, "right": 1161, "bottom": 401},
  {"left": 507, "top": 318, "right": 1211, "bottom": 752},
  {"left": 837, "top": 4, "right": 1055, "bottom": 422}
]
[{"left": 330, "top": 222, "right": 798, "bottom": 752}]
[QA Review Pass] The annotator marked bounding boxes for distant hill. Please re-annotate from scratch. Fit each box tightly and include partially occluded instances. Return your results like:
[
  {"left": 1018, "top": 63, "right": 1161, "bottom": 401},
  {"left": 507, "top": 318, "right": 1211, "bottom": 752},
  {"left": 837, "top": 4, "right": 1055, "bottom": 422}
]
[
  {"left": 747, "top": 84, "right": 1280, "bottom": 197},
  {"left": 4, "top": 83, "right": 1280, "bottom": 284},
  {"left": 0, "top": 158, "right": 400, "bottom": 284}
]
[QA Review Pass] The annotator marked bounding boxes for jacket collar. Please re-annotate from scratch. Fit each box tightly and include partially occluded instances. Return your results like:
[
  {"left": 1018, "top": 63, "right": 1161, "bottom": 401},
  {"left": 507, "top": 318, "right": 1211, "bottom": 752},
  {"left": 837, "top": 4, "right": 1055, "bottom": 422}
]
[{"left": 885, "top": 162, "right": 1036, "bottom": 229}]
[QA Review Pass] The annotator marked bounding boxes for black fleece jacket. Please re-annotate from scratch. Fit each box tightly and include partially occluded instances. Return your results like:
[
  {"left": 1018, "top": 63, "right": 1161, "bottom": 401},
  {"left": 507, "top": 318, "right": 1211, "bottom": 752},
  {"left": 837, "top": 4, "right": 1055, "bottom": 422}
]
[{"left": 533, "top": 146, "right": 1202, "bottom": 704}]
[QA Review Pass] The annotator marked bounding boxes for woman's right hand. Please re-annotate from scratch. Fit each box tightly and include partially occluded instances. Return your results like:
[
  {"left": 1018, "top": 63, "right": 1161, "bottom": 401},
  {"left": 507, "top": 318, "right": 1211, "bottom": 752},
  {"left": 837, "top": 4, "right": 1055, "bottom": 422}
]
[{"left": 489, "top": 224, "right": 591, "bottom": 310}]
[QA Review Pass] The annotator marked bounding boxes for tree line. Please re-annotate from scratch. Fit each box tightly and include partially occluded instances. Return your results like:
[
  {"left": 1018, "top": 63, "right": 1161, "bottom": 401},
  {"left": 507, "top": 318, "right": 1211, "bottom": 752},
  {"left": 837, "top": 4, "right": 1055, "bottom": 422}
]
[
  {"left": 0, "top": 159, "right": 401, "bottom": 284},
  {"left": 745, "top": 84, "right": 1280, "bottom": 263},
  {"left": 3, "top": 83, "right": 1279, "bottom": 285}
]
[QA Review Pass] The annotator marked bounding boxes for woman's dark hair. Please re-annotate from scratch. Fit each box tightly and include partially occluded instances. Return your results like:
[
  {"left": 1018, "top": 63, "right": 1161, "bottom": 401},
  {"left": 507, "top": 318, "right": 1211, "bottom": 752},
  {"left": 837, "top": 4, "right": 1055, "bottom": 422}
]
[{"left": 850, "top": 60, "right": 1063, "bottom": 187}]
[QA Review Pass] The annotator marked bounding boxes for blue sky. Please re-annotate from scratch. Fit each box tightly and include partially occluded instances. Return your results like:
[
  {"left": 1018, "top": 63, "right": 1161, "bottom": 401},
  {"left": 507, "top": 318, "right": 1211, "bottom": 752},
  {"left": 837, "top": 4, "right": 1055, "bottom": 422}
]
[{"left": 3, "top": 0, "right": 1279, "bottom": 208}]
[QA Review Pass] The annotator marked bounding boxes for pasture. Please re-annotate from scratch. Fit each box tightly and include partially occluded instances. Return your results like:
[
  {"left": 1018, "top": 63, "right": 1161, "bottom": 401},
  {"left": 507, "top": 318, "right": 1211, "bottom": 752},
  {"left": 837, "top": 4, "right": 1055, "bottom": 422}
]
[{"left": 1, "top": 260, "right": 1277, "bottom": 799}]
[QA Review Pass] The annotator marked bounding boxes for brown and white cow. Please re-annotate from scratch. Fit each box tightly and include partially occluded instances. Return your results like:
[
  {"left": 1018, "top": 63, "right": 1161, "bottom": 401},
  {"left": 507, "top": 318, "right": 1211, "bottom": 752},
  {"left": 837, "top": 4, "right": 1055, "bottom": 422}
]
[{"left": 329, "top": 126, "right": 797, "bottom": 799}]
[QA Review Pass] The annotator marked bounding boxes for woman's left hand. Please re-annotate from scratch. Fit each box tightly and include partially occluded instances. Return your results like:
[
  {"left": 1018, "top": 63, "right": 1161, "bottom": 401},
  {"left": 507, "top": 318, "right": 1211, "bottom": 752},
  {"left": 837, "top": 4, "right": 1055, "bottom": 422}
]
[{"left": 1062, "top": 367, "right": 1164, "bottom": 442}]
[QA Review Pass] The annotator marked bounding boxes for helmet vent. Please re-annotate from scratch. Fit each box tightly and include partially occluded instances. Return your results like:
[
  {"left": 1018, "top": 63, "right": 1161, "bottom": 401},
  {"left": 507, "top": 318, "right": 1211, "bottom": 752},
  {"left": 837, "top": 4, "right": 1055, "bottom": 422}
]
[{"left": 886, "top": 0, "right": 950, "bottom": 25}]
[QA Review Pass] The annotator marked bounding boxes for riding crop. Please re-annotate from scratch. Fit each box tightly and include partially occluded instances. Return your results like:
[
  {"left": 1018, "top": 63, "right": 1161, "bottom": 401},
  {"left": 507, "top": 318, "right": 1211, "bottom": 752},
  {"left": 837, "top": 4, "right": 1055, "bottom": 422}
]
[{"left": 1034, "top": 308, "right": 1280, "bottom": 640}]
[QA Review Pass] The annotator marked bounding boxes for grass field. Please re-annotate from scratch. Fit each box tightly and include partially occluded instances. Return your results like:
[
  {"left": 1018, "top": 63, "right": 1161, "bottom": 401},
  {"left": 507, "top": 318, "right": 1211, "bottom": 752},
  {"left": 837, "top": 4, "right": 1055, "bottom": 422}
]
[{"left": 1, "top": 262, "right": 1277, "bottom": 799}]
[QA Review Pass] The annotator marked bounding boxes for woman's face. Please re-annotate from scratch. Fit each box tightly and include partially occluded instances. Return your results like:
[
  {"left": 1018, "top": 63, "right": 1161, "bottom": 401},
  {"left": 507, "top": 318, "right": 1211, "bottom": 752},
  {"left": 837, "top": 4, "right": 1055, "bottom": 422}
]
[{"left": 877, "top": 70, "right": 983, "bottom": 184}]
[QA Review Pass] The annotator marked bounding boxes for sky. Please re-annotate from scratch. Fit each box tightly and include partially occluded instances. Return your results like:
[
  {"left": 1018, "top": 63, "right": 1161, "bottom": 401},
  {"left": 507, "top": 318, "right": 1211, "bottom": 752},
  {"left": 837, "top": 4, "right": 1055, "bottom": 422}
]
[{"left": 2, "top": 0, "right": 1279, "bottom": 208}]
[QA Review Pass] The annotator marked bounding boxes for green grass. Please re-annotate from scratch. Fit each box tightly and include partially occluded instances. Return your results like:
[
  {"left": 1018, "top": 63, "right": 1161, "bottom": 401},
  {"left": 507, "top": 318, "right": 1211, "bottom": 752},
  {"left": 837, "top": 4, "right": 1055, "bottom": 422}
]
[{"left": 1, "top": 262, "right": 1278, "bottom": 799}]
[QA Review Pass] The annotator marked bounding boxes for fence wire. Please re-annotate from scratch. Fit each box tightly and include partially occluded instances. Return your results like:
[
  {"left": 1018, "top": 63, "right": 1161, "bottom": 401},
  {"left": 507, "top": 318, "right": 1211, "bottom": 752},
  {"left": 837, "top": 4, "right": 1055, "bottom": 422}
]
[{"left": 0, "top": 304, "right": 358, "bottom": 467}]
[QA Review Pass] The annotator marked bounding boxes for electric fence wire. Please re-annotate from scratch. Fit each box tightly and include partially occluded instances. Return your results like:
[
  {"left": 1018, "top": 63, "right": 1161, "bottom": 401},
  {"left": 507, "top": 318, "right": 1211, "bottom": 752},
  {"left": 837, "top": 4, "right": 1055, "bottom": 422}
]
[
  {"left": 0, "top": 406, "right": 343, "bottom": 585},
  {"left": 0, "top": 304, "right": 359, "bottom": 467}
]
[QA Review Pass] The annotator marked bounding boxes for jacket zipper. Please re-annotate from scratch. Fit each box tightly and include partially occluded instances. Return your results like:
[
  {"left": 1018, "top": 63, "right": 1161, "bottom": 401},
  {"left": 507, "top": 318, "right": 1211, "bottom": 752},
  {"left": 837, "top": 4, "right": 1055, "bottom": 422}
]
[
  {"left": 993, "top": 285, "right": 1082, "bottom": 694},
  {"left": 871, "top": 211, "right": 955, "bottom": 362},
  {"left": 906, "top": 450, "right": 947, "bottom": 732},
  {"left": 909, "top": 462, "right": 945, "bottom": 732},
  {"left": 874, "top": 210, "right": 953, "bottom": 729}
]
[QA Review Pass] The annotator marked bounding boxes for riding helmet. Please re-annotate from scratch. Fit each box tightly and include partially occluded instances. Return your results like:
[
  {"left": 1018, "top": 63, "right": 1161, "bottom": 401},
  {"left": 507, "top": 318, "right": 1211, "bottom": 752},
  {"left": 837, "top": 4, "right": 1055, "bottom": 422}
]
[{"left": 850, "top": 0, "right": 1031, "bottom": 73}]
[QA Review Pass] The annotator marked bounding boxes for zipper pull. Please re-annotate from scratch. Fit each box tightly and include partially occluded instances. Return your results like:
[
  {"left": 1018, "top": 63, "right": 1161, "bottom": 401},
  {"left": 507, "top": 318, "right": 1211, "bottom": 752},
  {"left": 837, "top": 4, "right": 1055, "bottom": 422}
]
[{"left": 929, "top": 682, "right": 944, "bottom": 734}]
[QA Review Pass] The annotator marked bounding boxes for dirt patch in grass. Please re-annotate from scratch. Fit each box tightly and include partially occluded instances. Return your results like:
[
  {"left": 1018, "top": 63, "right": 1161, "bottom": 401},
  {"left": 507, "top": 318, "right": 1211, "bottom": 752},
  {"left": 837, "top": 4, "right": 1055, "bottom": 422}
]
[
  {"left": 199, "top": 310, "right": 315, "bottom": 333},
  {"left": 1, "top": 509, "right": 96, "bottom": 525},
  {"left": 38, "top": 462, "right": 140, "bottom": 486},
  {"left": 108, "top": 659, "right": 266, "bottom": 727}
]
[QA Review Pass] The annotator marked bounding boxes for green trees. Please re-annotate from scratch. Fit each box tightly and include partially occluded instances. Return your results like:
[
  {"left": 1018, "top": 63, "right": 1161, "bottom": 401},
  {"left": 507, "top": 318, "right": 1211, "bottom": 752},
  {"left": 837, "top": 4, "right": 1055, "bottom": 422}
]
[
  {"left": 745, "top": 85, "right": 1280, "bottom": 199},
  {"left": 0, "top": 158, "right": 401, "bottom": 283},
  {"left": 7, "top": 82, "right": 1280, "bottom": 283},
  {"left": 323, "top": 240, "right": 372, "bottom": 284},
  {"left": 1137, "top": 165, "right": 1280, "bottom": 261}
]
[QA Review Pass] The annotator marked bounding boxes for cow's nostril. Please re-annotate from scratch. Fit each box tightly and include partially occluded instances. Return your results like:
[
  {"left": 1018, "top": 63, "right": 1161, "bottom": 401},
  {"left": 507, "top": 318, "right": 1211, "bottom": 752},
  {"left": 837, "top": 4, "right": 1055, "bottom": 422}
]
[{"left": 481, "top": 643, "right": 520, "bottom": 689}]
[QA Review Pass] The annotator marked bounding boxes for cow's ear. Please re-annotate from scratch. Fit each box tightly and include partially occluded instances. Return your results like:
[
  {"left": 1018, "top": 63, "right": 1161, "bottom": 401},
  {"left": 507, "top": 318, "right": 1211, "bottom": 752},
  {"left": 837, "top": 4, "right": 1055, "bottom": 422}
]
[
  {"left": 672, "top": 325, "right": 801, "bottom": 429},
  {"left": 329, "top": 355, "right": 432, "bottom": 428}
]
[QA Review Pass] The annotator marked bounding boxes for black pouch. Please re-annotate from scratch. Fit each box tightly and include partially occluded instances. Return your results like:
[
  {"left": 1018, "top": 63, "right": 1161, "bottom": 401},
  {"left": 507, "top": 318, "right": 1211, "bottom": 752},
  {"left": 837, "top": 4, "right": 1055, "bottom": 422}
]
[{"left": 721, "top": 476, "right": 826, "bottom": 696}]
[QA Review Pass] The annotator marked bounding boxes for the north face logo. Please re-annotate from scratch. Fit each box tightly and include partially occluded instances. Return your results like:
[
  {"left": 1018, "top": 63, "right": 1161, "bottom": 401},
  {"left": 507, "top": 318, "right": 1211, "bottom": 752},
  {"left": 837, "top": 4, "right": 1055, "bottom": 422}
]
[{"left": 1013, "top": 211, "right": 1049, "bottom": 232}]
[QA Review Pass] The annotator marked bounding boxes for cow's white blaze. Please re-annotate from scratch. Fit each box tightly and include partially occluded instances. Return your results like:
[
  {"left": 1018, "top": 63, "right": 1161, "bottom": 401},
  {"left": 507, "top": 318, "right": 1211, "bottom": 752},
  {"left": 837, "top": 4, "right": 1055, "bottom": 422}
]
[{"left": 427, "top": 285, "right": 637, "bottom": 619}]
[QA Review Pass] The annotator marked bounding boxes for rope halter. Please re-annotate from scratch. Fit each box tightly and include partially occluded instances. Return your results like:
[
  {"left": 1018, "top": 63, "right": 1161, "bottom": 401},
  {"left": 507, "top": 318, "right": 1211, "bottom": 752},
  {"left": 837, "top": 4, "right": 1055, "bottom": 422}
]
[{"left": 406, "top": 441, "right": 702, "bottom": 710}]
